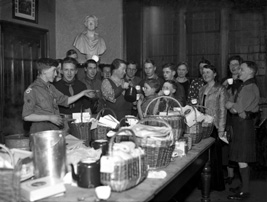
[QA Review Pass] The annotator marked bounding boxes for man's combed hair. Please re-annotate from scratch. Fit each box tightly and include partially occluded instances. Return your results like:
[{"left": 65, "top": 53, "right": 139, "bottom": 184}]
[
  {"left": 36, "top": 58, "right": 58, "bottom": 73},
  {"left": 62, "top": 57, "right": 78, "bottom": 67},
  {"left": 66, "top": 49, "right": 77, "bottom": 57},
  {"left": 162, "top": 63, "right": 176, "bottom": 71},
  {"left": 85, "top": 59, "right": 97, "bottom": 66},
  {"left": 243, "top": 61, "right": 258, "bottom": 76},
  {"left": 112, "top": 58, "right": 127, "bottom": 70},
  {"left": 144, "top": 58, "right": 155, "bottom": 66},
  {"left": 145, "top": 79, "right": 161, "bottom": 92},
  {"left": 164, "top": 80, "right": 178, "bottom": 90}
]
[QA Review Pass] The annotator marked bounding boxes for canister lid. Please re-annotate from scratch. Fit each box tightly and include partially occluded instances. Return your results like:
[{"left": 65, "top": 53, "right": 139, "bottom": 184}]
[{"left": 81, "top": 158, "right": 96, "bottom": 164}]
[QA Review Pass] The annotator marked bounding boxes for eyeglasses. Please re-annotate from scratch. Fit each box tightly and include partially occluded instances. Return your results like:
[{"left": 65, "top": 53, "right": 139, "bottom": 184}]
[
  {"left": 127, "top": 68, "right": 137, "bottom": 72},
  {"left": 230, "top": 63, "right": 239, "bottom": 67}
]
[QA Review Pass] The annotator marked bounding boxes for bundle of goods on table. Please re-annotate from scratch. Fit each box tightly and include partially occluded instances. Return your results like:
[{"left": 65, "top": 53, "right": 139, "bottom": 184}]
[{"left": 0, "top": 105, "right": 214, "bottom": 202}]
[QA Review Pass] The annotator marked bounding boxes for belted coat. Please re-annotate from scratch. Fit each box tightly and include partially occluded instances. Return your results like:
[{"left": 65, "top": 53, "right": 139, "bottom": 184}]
[{"left": 198, "top": 83, "right": 228, "bottom": 133}]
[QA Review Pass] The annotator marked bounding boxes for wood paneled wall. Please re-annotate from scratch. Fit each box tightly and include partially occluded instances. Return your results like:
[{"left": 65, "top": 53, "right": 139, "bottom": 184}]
[
  {"left": 0, "top": 21, "right": 48, "bottom": 138},
  {"left": 124, "top": 1, "right": 267, "bottom": 96}
]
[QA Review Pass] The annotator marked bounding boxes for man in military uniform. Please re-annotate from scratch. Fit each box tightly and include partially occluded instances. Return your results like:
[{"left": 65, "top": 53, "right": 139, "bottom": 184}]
[{"left": 22, "top": 58, "right": 94, "bottom": 133}]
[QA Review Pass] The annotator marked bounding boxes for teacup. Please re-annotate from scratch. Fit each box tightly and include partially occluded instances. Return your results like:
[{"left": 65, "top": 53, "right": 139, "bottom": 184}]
[
  {"left": 163, "top": 89, "right": 170, "bottom": 96},
  {"left": 95, "top": 186, "right": 111, "bottom": 200},
  {"left": 227, "top": 78, "right": 233, "bottom": 85}
]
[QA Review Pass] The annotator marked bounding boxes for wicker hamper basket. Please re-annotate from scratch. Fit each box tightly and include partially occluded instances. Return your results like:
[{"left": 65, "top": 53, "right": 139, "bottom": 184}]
[
  {"left": 100, "top": 128, "right": 148, "bottom": 192},
  {"left": 144, "top": 95, "right": 185, "bottom": 141},
  {"left": 0, "top": 144, "right": 21, "bottom": 202},
  {"left": 196, "top": 105, "right": 214, "bottom": 139},
  {"left": 136, "top": 118, "right": 175, "bottom": 170},
  {"left": 91, "top": 108, "right": 117, "bottom": 141},
  {"left": 185, "top": 106, "right": 203, "bottom": 144},
  {"left": 68, "top": 121, "right": 92, "bottom": 146}
]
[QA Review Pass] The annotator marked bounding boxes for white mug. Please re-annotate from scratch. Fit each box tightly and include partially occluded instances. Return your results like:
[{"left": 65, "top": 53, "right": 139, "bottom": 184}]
[{"left": 227, "top": 78, "right": 233, "bottom": 85}]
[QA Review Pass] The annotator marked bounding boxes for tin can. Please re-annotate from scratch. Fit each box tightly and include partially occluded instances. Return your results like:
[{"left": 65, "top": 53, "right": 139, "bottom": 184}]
[{"left": 184, "top": 133, "right": 192, "bottom": 150}]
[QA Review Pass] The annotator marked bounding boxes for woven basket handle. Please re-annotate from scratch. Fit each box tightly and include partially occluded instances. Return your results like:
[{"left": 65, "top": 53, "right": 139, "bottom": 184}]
[
  {"left": 95, "top": 108, "right": 117, "bottom": 120},
  {"left": 144, "top": 95, "right": 183, "bottom": 117},
  {"left": 109, "top": 128, "right": 137, "bottom": 156},
  {"left": 0, "top": 143, "right": 15, "bottom": 167},
  {"left": 137, "top": 117, "right": 174, "bottom": 145}
]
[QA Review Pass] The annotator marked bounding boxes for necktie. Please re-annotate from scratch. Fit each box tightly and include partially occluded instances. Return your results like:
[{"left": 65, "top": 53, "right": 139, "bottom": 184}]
[{"left": 69, "top": 84, "right": 74, "bottom": 96}]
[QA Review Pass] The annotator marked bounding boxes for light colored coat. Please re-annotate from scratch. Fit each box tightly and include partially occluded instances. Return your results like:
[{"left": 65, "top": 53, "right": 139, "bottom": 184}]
[{"left": 198, "top": 83, "right": 228, "bottom": 133}]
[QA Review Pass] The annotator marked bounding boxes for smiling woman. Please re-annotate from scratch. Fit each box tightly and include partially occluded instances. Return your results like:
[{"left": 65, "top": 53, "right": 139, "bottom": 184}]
[
  {"left": 198, "top": 64, "right": 228, "bottom": 191},
  {"left": 101, "top": 59, "right": 132, "bottom": 120}
]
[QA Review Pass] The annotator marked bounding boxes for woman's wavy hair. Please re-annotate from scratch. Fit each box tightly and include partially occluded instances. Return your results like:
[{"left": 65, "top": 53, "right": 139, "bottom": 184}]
[{"left": 203, "top": 64, "right": 219, "bottom": 82}]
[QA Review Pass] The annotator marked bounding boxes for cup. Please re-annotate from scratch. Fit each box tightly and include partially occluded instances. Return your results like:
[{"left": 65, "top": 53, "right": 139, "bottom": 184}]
[
  {"left": 227, "top": 78, "right": 233, "bottom": 85},
  {"left": 95, "top": 186, "right": 111, "bottom": 200},
  {"left": 91, "top": 139, "right": 109, "bottom": 155},
  {"left": 163, "top": 89, "right": 171, "bottom": 96}
]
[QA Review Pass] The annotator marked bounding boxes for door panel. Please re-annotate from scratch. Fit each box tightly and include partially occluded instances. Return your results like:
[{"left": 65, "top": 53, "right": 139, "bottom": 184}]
[{"left": 0, "top": 21, "right": 48, "bottom": 141}]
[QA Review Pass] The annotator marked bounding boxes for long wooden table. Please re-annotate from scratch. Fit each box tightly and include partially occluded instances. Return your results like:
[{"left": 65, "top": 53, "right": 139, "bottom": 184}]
[{"left": 36, "top": 137, "right": 215, "bottom": 202}]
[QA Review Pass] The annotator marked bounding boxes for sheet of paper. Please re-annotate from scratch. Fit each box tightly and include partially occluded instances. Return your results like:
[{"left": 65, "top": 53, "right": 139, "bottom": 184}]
[
  {"left": 219, "top": 134, "right": 229, "bottom": 144},
  {"left": 72, "top": 112, "right": 91, "bottom": 123}
]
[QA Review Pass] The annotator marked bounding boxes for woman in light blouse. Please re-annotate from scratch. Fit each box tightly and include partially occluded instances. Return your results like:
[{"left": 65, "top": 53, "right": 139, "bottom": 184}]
[{"left": 101, "top": 59, "right": 131, "bottom": 121}]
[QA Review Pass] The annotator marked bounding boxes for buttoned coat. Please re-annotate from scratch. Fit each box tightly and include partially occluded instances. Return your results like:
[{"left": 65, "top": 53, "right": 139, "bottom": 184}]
[{"left": 198, "top": 83, "right": 228, "bottom": 133}]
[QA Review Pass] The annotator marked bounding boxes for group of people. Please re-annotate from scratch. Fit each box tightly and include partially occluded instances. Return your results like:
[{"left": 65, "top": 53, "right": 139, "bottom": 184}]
[
  {"left": 22, "top": 53, "right": 260, "bottom": 200},
  {"left": 190, "top": 56, "right": 259, "bottom": 201}
]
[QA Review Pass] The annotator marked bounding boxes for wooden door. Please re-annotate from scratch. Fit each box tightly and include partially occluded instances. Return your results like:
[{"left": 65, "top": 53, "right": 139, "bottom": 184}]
[{"left": 0, "top": 21, "right": 48, "bottom": 141}]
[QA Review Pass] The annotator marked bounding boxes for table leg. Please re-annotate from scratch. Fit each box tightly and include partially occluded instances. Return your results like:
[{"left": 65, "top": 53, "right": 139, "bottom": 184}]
[{"left": 201, "top": 161, "right": 211, "bottom": 202}]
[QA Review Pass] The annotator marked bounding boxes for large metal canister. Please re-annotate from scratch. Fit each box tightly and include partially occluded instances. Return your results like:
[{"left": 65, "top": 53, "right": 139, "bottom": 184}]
[{"left": 30, "top": 130, "right": 66, "bottom": 180}]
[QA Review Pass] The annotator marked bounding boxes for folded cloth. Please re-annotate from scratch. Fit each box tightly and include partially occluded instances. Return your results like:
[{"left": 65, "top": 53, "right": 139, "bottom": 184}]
[
  {"left": 219, "top": 133, "right": 229, "bottom": 144},
  {"left": 113, "top": 142, "right": 135, "bottom": 153},
  {"left": 203, "top": 114, "right": 214, "bottom": 124},
  {"left": 147, "top": 170, "right": 167, "bottom": 179},
  {"left": 130, "top": 124, "right": 171, "bottom": 138}
]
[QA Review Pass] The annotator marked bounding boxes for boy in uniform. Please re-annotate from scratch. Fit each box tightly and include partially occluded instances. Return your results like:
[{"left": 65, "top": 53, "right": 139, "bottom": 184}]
[
  {"left": 225, "top": 61, "right": 260, "bottom": 200},
  {"left": 22, "top": 58, "right": 94, "bottom": 133}
]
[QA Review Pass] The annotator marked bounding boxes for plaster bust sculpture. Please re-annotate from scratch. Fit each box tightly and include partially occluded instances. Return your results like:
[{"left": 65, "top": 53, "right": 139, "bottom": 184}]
[{"left": 73, "top": 15, "right": 106, "bottom": 60}]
